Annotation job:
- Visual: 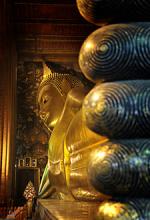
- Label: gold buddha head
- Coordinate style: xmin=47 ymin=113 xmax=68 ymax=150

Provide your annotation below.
xmin=37 ymin=62 xmax=83 ymax=132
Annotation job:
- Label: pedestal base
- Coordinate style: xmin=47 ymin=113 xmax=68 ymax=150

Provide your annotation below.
xmin=36 ymin=199 xmax=100 ymax=220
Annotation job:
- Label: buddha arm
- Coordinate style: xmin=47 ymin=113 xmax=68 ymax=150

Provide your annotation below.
xmin=65 ymin=110 xmax=109 ymax=201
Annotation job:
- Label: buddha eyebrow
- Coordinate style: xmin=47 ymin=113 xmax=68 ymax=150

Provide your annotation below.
xmin=38 ymin=95 xmax=42 ymax=104
xmin=38 ymin=91 xmax=46 ymax=103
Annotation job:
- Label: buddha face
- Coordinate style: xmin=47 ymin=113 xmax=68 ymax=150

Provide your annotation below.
xmin=38 ymin=83 xmax=65 ymax=132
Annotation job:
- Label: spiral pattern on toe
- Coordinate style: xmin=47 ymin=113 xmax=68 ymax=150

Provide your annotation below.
xmin=76 ymin=0 xmax=150 ymax=25
xmin=82 ymin=80 xmax=150 ymax=138
xmin=79 ymin=23 xmax=150 ymax=83
xmin=88 ymin=139 xmax=150 ymax=197
xmin=76 ymin=0 xmax=122 ymax=25
xmin=96 ymin=199 xmax=150 ymax=220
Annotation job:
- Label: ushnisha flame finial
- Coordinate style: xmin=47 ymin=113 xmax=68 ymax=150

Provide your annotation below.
xmin=42 ymin=62 xmax=53 ymax=80
xmin=41 ymin=62 xmax=62 ymax=83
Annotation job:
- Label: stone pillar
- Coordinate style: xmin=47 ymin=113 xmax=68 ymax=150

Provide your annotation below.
xmin=0 ymin=0 xmax=17 ymax=200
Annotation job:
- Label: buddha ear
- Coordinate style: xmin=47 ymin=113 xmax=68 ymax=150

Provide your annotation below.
xmin=61 ymin=78 xmax=71 ymax=95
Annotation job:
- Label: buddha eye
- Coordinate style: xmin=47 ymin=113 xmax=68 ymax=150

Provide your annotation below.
xmin=42 ymin=96 xmax=48 ymax=104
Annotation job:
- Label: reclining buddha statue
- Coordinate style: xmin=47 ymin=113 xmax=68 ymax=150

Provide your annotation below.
xmin=37 ymin=62 xmax=108 ymax=201
xmin=37 ymin=0 xmax=150 ymax=219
